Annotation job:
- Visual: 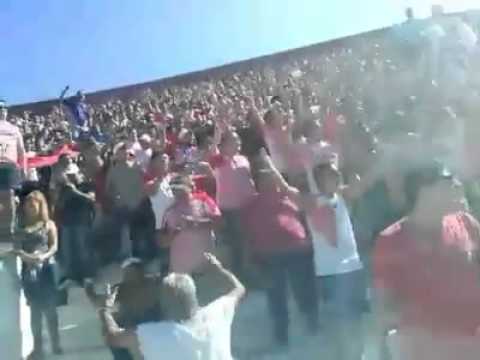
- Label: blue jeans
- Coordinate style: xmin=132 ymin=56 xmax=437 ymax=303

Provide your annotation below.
xmin=260 ymin=250 xmax=319 ymax=344
xmin=61 ymin=225 xmax=92 ymax=280
xmin=221 ymin=209 xmax=246 ymax=277
xmin=317 ymin=270 xmax=367 ymax=318
xmin=317 ymin=270 xmax=367 ymax=360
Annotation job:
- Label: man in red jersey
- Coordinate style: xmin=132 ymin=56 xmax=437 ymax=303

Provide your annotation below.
xmin=374 ymin=163 xmax=480 ymax=360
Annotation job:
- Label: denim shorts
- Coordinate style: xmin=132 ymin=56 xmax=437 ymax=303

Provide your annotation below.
xmin=317 ymin=269 xmax=367 ymax=319
xmin=0 ymin=163 xmax=19 ymax=191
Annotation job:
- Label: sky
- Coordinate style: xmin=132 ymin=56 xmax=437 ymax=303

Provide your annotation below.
xmin=1 ymin=0 xmax=479 ymax=105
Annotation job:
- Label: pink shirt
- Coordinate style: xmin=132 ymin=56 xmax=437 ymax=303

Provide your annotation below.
xmin=211 ymin=154 xmax=256 ymax=210
xmin=164 ymin=193 xmax=221 ymax=274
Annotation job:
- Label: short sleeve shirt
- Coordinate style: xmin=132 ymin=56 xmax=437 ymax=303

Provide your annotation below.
xmin=0 ymin=121 xmax=22 ymax=165
xmin=137 ymin=295 xmax=237 ymax=360
xmin=374 ymin=212 xmax=480 ymax=336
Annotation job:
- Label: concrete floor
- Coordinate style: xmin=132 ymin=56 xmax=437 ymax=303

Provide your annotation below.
xmin=2 ymin=262 xmax=380 ymax=360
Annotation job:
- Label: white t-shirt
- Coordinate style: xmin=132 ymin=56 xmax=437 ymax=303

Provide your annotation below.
xmin=305 ymin=171 xmax=363 ymax=276
xmin=0 ymin=121 xmax=22 ymax=165
xmin=135 ymin=148 xmax=152 ymax=171
xmin=137 ymin=296 xmax=236 ymax=360
xmin=149 ymin=177 xmax=174 ymax=230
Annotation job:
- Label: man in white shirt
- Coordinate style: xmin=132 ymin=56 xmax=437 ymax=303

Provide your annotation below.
xmin=99 ymin=253 xmax=245 ymax=360
xmin=304 ymin=162 xmax=369 ymax=360
xmin=145 ymin=153 xmax=174 ymax=273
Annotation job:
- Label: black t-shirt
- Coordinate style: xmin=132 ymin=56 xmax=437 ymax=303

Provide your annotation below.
xmin=58 ymin=182 xmax=95 ymax=226
xmin=237 ymin=125 xmax=266 ymax=160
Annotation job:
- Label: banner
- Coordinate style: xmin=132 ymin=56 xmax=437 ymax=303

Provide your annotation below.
xmin=27 ymin=144 xmax=79 ymax=169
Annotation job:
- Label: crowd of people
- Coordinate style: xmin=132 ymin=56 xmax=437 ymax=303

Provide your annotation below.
xmin=2 ymin=5 xmax=480 ymax=360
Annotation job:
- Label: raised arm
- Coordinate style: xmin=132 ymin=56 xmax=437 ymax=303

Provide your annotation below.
xmin=60 ymin=85 xmax=70 ymax=101
xmin=98 ymin=308 xmax=139 ymax=350
xmin=41 ymin=220 xmax=59 ymax=261
xmin=17 ymin=130 xmax=27 ymax=176
xmin=245 ymin=96 xmax=265 ymax=130
xmin=212 ymin=120 xmax=225 ymax=148
xmin=204 ymin=253 xmax=245 ymax=305
xmin=66 ymin=182 xmax=96 ymax=203
xmin=259 ymin=148 xmax=301 ymax=202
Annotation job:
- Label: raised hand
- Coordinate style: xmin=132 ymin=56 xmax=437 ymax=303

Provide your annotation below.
xmin=204 ymin=252 xmax=223 ymax=270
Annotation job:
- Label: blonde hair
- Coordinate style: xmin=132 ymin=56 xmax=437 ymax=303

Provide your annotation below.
xmin=24 ymin=190 xmax=50 ymax=224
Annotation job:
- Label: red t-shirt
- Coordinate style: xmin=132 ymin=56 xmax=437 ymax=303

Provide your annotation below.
xmin=143 ymin=170 xmax=155 ymax=184
xmin=243 ymin=191 xmax=310 ymax=257
xmin=192 ymin=174 xmax=216 ymax=199
xmin=374 ymin=212 xmax=480 ymax=336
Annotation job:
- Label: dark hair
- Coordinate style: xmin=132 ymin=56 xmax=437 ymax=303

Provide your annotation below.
xmin=313 ymin=162 xmax=340 ymax=180
xmin=218 ymin=130 xmax=237 ymax=148
xmin=270 ymin=95 xmax=282 ymax=105
xmin=311 ymin=162 xmax=341 ymax=192
xmin=151 ymin=151 xmax=167 ymax=161
xmin=263 ymin=109 xmax=276 ymax=126
xmin=403 ymin=162 xmax=452 ymax=212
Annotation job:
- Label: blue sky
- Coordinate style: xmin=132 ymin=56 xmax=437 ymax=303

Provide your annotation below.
xmin=1 ymin=0 xmax=478 ymax=105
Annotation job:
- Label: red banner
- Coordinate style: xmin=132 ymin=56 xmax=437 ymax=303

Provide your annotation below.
xmin=27 ymin=144 xmax=79 ymax=169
